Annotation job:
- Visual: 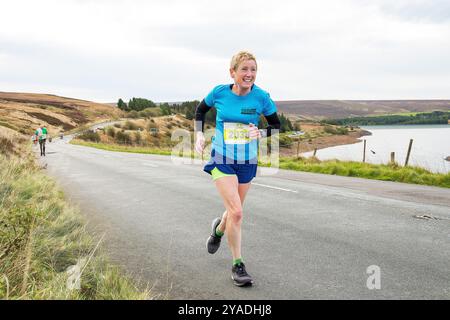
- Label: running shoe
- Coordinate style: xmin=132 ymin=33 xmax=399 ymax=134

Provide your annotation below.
xmin=231 ymin=263 xmax=253 ymax=287
xmin=206 ymin=217 xmax=222 ymax=254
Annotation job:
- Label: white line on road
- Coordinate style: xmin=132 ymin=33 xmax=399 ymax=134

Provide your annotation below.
xmin=141 ymin=163 xmax=159 ymax=168
xmin=251 ymin=182 xmax=298 ymax=193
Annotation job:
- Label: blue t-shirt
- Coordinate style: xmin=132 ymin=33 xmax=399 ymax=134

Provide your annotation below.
xmin=204 ymin=84 xmax=277 ymax=162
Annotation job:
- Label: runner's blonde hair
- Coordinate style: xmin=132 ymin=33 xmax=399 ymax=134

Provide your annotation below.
xmin=230 ymin=51 xmax=257 ymax=71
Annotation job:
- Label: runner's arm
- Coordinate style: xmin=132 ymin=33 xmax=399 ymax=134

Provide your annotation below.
xmin=262 ymin=112 xmax=281 ymax=137
xmin=195 ymin=99 xmax=212 ymax=132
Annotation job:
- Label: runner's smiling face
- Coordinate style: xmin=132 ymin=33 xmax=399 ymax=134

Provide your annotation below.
xmin=230 ymin=59 xmax=257 ymax=94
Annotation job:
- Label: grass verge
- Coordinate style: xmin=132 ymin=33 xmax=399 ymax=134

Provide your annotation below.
xmin=0 ymin=129 xmax=151 ymax=299
xmin=71 ymin=139 xmax=450 ymax=188
xmin=71 ymin=139 xmax=173 ymax=156
xmin=276 ymin=157 xmax=450 ymax=188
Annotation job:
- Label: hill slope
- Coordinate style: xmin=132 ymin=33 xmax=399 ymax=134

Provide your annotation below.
xmin=276 ymin=100 xmax=450 ymax=120
xmin=0 ymin=92 xmax=122 ymax=136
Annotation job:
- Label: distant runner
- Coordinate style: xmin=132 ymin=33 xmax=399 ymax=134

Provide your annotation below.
xmin=35 ymin=124 xmax=48 ymax=156
xmin=195 ymin=51 xmax=281 ymax=287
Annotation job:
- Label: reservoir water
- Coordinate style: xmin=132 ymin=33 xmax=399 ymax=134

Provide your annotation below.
xmin=302 ymin=124 xmax=450 ymax=174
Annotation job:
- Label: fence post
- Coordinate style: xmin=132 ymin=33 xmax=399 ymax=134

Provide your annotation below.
xmin=297 ymin=139 xmax=300 ymax=159
xmin=404 ymin=139 xmax=413 ymax=167
xmin=390 ymin=152 xmax=395 ymax=164
xmin=313 ymin=148 xmax=317 ymax=157
xmin=363 ymin=139 xmax=366 ymax=163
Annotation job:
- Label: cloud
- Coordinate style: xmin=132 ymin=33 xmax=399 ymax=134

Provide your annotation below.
xmin=376 ymin=0 xmax=450 ymax=23
xmin=0 ymin=0 xmax=449 ymax=101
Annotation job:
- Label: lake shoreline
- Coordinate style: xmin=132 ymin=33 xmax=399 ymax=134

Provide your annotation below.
xmin=280 ymin=129 xmax=372 ymax=157
xmin=295 ymin=124 xmax=450 ymax=174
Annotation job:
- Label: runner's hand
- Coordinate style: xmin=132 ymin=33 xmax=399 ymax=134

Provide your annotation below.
xmin=248 ymin=123 xmax=261 ymax=140
xmin=195 ymin=131 xmax=206 ymax=154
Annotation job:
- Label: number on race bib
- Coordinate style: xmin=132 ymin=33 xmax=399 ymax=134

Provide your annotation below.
xmin=224 ymin=123 xmax=250 ymax=145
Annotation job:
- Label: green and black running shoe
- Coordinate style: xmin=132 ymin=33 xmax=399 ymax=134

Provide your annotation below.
xmin=206 ymin=218 xmax=222 ymax=254
xmin=231 ymin=263 xmax=253 ymax=287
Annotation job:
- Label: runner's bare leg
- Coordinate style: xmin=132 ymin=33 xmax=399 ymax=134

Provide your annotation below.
xmin=214 ymin=177 xmax=251 ymax=260
xmin=217 ymin=182 xmax=251 ymax=234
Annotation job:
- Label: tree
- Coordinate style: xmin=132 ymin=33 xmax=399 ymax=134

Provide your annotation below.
xmin=185 ymin=107 xmax=195 ymax=120
xmin=117 ymin=98 xmax=127 ymax=111
xmin=159 ymin=103 xmax=171 ymax=116
xmin=279 ymin=113 xmax=293 ymax=132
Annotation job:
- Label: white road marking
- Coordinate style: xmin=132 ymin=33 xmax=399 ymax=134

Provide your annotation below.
xmin=141 ymin=163 xmax=159 ymax=168
xmin=251 ymin=182 xmax=298 ymax=193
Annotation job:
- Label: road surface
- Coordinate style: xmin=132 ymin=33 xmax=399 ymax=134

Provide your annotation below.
xmin=37 ymin=137 xmax=450 ymax=299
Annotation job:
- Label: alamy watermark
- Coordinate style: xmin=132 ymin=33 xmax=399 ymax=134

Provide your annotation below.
xmin=170 ymin=125 xmax=280 ymax=176
xmin=366 ymin=265 xmax=381 ymax=290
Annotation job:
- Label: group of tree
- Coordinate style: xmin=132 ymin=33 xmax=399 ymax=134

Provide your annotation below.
xmin=279 ymin=113 xmax=295 ymax=132
xmin=117 ymin=97 xmax=173 ymax=116
xmin=170 ymin=101 xmax=199 ymax=120
xmin=322 ymin=111 xmax=450 ymax=126
xmin=170 ymin=100 xmax=217 ymax=125
xmin=118 ymin=98 xmax=157 ymax=111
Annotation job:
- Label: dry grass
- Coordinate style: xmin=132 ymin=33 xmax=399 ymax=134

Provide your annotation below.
xmin=0 ymin=126 xmax=28 ymax=157
xmin=0 ymin=121 xmax=151 ymax=300
xmin=0 ymin=92 xmax=123 ymax=137
xmin=77 ymin=115 xmax=194 ymax=148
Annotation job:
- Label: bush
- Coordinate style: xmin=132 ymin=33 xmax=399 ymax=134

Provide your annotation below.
xmin=128 ymin=111 xmax=139 ymax=119
xmin=323 ymin=126 xmax=337 ymax=135
xmin=134 ymin=131 xmax=142 ymax=145
xmin=150 ymin=137 xmax=160 ymax=147
xmin=279 ymin=135 xmax=293 ymax=148
xmin=323 ymin=125 xmax=348 ymax=135
xmin=77 ymin=130 xmax=100 ymax=143
xmin=336 ymin=127 xmax=348 ymax=135
xmin=0 ymin=136 xmax=15 ymax=156
xmin=122 ymin=121 xmax=137 ymax=131
xmin=138 ymin=108 xmax=161 ymax=118
xmin=106 ymin=127 xmax=115 ymax=138
xmin=115 ymin=131 xmax=132 ymax=145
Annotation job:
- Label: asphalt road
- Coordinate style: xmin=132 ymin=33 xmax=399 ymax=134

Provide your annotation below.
xmin=37 ymin=137 xmax=450 ymax=299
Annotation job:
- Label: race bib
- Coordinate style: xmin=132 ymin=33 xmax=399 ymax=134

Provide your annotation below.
xmin=224 ymin=122 xmax=250 ymax=145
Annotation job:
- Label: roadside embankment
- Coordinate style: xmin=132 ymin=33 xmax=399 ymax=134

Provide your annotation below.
xmin=0 ymin=126 xmax=150 ymax=299
xmin=275 ymin=157 xmax=450 ymax=188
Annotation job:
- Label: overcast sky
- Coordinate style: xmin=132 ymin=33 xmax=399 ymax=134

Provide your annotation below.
xmin=1 ymin=0 xmax=449 ymax=102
